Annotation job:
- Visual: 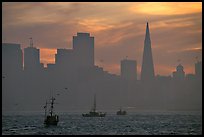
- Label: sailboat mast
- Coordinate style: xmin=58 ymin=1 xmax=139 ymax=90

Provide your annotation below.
xmin=50 ymin=97 xmax=55 ymax=116
xmin=93 ymin=94 xmax=96 ymax=112
xmin=44 ymin=100 xmax=47 ymax=119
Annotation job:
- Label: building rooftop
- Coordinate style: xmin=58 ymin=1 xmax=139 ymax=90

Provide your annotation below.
xmin=76 ymin=32 xmax=90 ymax=37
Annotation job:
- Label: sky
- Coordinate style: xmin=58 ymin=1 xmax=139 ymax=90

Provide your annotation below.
xmin=2 ymin=2 xmax=202 ymax=77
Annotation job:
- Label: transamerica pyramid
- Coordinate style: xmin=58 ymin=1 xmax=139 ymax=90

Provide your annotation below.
xmin=141 ymin=22 xmax=155 ymax=81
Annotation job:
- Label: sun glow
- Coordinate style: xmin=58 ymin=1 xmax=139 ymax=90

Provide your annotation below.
xmin=40 ymin=48 xmax=57 ymax=67
xmin=129 ymin=2 xmax=202 ymax=15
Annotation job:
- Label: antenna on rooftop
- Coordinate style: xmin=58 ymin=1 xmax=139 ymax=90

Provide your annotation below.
xmin=29 ymin=37 xmax=33 ymax=47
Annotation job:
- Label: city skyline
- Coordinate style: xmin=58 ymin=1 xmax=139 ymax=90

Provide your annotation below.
xmin=2 ymin=27 xmax=201 ymax=80
xmin=2 ymin=2 xmax=202 ymax=135
xmin=2 ymin=2 xmax=202 ymax=76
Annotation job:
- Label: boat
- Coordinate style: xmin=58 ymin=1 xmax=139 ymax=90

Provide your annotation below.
xmin=44 ymin=96 xmax=59 ymax=126
xmin=82 ymin=94 xmax=106 ymax=117
xmin=116 ymin=107 xmax=127 ymax=115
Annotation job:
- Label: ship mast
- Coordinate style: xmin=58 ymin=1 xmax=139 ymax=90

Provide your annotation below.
xmin=93 ymin=94 xmax=96 ymax=112
xmin=50 ymin=97 xmax=55 ymax=117
xmin=44 ymin=100 xmax=47 ymax=119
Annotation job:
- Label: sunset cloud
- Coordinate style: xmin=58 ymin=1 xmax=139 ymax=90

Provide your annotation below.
xmin=78 ymin=18 xmax=114 ymax=32
xmin=129 ymin=2 xmax=201 ymax=15
xmin=2 ymin=2 xmax=202 ymax=76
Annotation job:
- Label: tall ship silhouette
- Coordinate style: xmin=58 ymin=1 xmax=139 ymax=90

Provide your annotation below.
xmin=44 ymin=96 xmax=59 ymax=126
xmin=82 ymin=94 xmax=106 ymax=117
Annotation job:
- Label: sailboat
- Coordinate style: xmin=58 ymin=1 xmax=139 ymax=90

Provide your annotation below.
xmin=44 ymin=96 xmax=59 ymax=126
xmin=116 ymin=107 xmax=127 ymax=115
xmin=82 ymin=94 xmax=106 ymax=117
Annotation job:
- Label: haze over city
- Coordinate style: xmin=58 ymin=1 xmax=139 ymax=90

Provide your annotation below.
xmin=2 ymin=2 xmax=202 ymax=135
xmin=2 ymin=2 xmax=202 ymax=77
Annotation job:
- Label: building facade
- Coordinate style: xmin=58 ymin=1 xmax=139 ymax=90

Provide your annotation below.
xmin=24 ymin=47 xmax=41 ymax=71
xmin=121 ymin=59 xmax=137 ymax=80
xmin=2 ymin=43 xmax=23 ymax=76
xmin=73 ymin=32 xmax=94 ymax=69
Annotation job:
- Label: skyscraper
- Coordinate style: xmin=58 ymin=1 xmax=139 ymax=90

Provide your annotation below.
xmin=55 ymin=48 xmax=74 ymax=66
xmin=141 ymin=22 xmax=155 ymax=81
xmin=73 ymin=32 xmax=94 ymax=68
xmin=2 ymin=43 xmax=23 ymax=75
xmin=24 ymin=39 xmax=41 ymax=71
xmin=195 ymin=61 xmax=202 ymax=80
xmin=55 ymin=48 xmax=75 ymax=72
xmin=121 ymin=59 xmax=137 ymax=80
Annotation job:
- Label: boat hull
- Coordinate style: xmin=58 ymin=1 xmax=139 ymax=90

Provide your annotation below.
xmin=117 ymin=111 xmax=127 ymax=115
xmin=44 ymin=115 xmax=59 ymax=126
xmin=82 ymin=112 xmax=106 ymax=117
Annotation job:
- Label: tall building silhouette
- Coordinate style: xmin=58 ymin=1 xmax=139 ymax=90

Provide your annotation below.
xmin=55 ymin=49 xmax=74 ymax=67
xmin=195 ymin=61 xmax=202 ymax=80
xmin=24 ymin=39 xmax=41 ymax=71
xmin=121 ymin=59 xmax=137 ymax=80
xmin=73 ymin=32 xmax=94 ymax=68
xmin=141 ymin=22 xmax=155 ymax=81
xmin=2 ymin=43 xmax=23 ymax=75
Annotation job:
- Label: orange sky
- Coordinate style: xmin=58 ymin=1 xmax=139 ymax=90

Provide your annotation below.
xmin=2 ymin=2 xmax=202 ymax=77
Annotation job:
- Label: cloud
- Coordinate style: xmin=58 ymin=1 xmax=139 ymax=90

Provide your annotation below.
xmin=78 ymin=18 xmax=114 ymax=32
xmin=129 ymin=2 xmax=201 ymax=15
xmin=2 ymin=2 xmax=202 ymax=76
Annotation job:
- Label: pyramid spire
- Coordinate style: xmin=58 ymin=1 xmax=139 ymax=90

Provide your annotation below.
xmin=141 ymin=22 xmax=155 ymax=81
xmin=145 ymin=22 xmax=150 ymax=42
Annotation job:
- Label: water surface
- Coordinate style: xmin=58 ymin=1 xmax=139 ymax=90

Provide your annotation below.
xmin=2 ymin=112 xmax=202 ymax=135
